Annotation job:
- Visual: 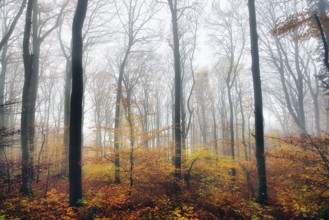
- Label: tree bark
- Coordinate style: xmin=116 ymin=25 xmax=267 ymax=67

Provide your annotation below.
xmin=227 ymin=80 xmax=235 ymax=176
xmin=248 ymin=0 xmax=267 ymax=204
xmin=58 ymin=12 xmax=72 ymax=176
xmin=238 ymin=86 xmax=248 ymax=161
xmin=63 ymin=58 xmax=71 ymax=175
xmin=0 ymin=43 xmax=8 ymax=175
xmin=113 ymin=41 xmax=131 ymax=184
xmin=168 ymin=0 xmax=182 ymax=192
xmin=0 ymin=43 xmax=8 ymax=129
xmin=20 ymin=0 xmax=34 ymax=195
xmin=69 ymin=0 xmax=88 ymax=207
xmin=27 ymin=0 xmax=40 ymax=172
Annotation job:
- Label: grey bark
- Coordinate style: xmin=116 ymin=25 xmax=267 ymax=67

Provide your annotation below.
xmin=69 ymin=0 xmax=88 ymax=207
xmin=113 ymin=41 xmax=131 ymax=184
xmin=168 ymin=0 xmax=182 ymax=192
xmin=20 ymin=0 xmax=33 ymax=195
xmin=248 ymin=0 xmax=267 ymax=204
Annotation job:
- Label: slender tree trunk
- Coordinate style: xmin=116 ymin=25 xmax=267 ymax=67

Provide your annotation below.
xmin=227 ymin=84 xmax=235 ymax=176
xmin=212 ymin=110 xmax=218 ymax=157
xmin=181 ymin=98 xmax=187 ymax=154
xmin=142 ymin=86 xmax=149 ymax=148
xmin=168 ymin=0 xmax=182 ymax=192
xmin=20 ymin=0 xmax=34 ymax=195
xmin=294 ymin=42 xmax=307 ymax=136
xmin=248 ymin=115 xmax=252 ymax=161
xmin=235 ymin=103 xmax=240 ymax=158
xmin=248 ymin=0 xmax=267 ymax=204
xmin=314 ymin=99 xmax=321 ymax=135
xmin=0 ymin=44 xmax=8 ymax=128
xmin=220 ymin=107 xmax=227 ymax=155
xmin=62 ymin=58 xmax=71 ymax=176
xmin=238 ymin=89 xmax=248 ymax=161
xmin=58 ymin=14 xmax=72 ymax=175
xmin=113 ymin=42 xmax=131 ymax=184
xmin=69 ymin=0 xmax=88 ymax=207
xmin=123 ymin=90 xmax=135 ymax=197
xmin=0 ymin=45 xmax=7 ymax=176
xmin=28 ymin=0 xmax=40 ymax=173
xmin=156 ymin=90 xmax=161 ymax=147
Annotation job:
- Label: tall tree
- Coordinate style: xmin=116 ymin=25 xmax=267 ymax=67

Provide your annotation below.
xmin=0 ymin=0 xmax=26 ymax=172
xmin=168 ymin=0 xmax=182 ymax=192
xmin=60 ymin=0 xmax=112 ymax=175
xmin=27 ymin=0 xmax=65 ymax=173
xmin=210 ymin=0 xmax=247 ymax=173
xmin=69 ymin=0 xmax=88 ymax=207
xmin=20 ymin=0 xmax=34 ymax=195
xmin=112 ymin=0 xmax=159 ymax=184
xmin=267 ymin=0 xmax=327 ymax=134
xmin=248 ymin=0 xmax=267 ymax=204
xmin=58 ymin=10 xmax=72 ymax=175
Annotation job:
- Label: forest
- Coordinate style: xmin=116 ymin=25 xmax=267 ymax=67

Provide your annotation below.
xmin=1 ymin=0 xmax=329 ymax=219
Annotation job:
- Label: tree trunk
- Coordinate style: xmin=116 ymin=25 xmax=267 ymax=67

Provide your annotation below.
xmin=20 ymin=0 xmax=34 ymax=195
xmin=238 ymin=88 xmax=248 ymax=161
xmin=0 ymin=43 xmax=8 ymax=128
xmin=248 ymin=0 xmax=267 ymax=204
xmin=113 ymin=41 xmax=132 ymax=184
xmin=63 ymin=58 xmax=71 ymax=176
xmin=0 ymin=44 xmax=8 ymax=176
xmin=294 ymin=41 xmax=307 ymax=136
xmin=69 ymin=0 xmax=88 ymax=207
xmin=227 ymin=82 xmax=235 ymax=176
xmin=123 ymin=90 xmax=135 ymax=197
xmin=58 ymin=14 xmax=72 ymax=175
xmin=168 ymin=0 xmax=182 ymax=192
xmin=212 ymin=109 xmax=218 ymax=157
xmin=28 ymin=0 xmax=40 ymax=173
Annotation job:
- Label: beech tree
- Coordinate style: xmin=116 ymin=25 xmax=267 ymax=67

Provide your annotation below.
xmin=27 ymin=0 xmax=66 ymax=173
xmin=209 ymin=0 xmax=247 ymax=174
xmin=112 ymin=0 xmax=159 ymax=184
xmin=259 ymin=0 xmax=322 ymax=135
xmin=179 ymin=10 xmax=199 ymax=155
xmin=60 ymin=0 xmax=112 ymax=175
xmin=20 ymin=0 xmax=34 ymax=195
xmin=248 ymin=0 xmax=267 ymax=204
xmin=167 ymin=0 xmax=182 ymax=192
xmin=0 ymin=0 xmax=26 ymax=172
xmin=69 ymin=0 xmax=88 ymax=207
xmin=58 ymin=5 xmax=72 ymax=176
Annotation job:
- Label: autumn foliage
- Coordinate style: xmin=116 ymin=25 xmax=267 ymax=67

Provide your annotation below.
xmin=1 ymin=133 xmax=329 ymax=219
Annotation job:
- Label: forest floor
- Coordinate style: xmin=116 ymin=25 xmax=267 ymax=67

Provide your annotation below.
xmin=1 ymin=136 xmax=329 ymax=219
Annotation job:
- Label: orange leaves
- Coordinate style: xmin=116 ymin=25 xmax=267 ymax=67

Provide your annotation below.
xmin=3 ymin=134 xmax=329 ymax=219
xmin=265 ymin=134 xmax=329 ymax=218
xmin=272 ymin=9 xmax=312 ymax=37
xmin=271 ymin=8 xmax=329 ymax=41
xmin=0 ymin=189 xmax=79 ymax=219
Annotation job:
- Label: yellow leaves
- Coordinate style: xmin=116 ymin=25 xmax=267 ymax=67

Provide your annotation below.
xmin=166 ymin=205 xmax=198 ymax=220
xmin=0 ymin=188 xmax=81 ymax=219
xmin=265 ymin=135 xmax=329 ymax=219
xmin=3 ymin=133 xmax=329 ymax=219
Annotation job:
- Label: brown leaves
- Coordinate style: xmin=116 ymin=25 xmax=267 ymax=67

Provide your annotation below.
xmin=271 ymin=8 xmax=329 ymax=41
